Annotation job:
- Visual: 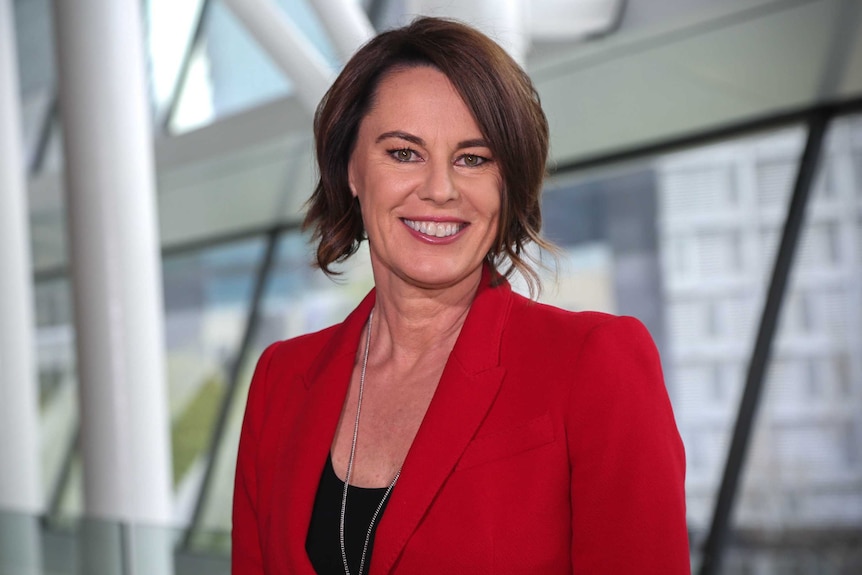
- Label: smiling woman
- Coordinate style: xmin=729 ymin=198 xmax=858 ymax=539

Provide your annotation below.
xmin=232 ymin=16 xmax=690 ymax=575
xmin=305 ymin=17 xmax=551 ymax=296
xmin=347 ymin=66 xmax=502 ymax=292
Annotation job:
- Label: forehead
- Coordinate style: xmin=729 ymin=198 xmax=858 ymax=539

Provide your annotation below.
xmin=359 ymin=66 xmax=483 ymax=137
xmin=374 ymin=65 xmax=455 ymax=98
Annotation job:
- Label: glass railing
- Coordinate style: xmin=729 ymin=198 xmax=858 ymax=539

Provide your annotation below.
xmin=0 ymin=510 xmax=229 ymax=575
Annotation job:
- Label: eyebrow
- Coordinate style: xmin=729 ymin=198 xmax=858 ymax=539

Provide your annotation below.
xmin=375 ymin=131 xmax=490 ymax=150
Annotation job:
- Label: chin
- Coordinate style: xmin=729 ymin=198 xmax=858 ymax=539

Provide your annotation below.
xmin=398 ymin=261 xmax=482 ymax=290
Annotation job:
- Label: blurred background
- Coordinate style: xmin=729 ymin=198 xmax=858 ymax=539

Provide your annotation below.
xmin=1 ymin=0 xmax=861 ymax=573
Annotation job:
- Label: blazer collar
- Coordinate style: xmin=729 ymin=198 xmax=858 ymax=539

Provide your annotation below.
xmin=305 ymin=265 xmax=512 ymax=390
xmin=450 ymin=265 xmax=512 ymax=374
xmin=302 ymin=265 xmax=511 ymax=386
xmin=274 ymin=291 xmax=377 ymax=573
xmin=304 ymin=289 xmax=377 ymax=390
xmin=372 ymin=266 xmax=514 ymax=573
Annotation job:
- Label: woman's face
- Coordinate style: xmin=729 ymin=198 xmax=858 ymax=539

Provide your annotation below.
xmin=348 ymin=65 xmax=501 ymax=292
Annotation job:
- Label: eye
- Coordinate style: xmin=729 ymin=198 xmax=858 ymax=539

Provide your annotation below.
xmin=388 ymin=148 xmax=419 ymax=162
xmin=457 ymin=153 xmax=490 ymax=167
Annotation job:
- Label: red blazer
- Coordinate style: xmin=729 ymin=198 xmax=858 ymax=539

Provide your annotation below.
xmin=233 ymin=272 xmax=690 ymax=574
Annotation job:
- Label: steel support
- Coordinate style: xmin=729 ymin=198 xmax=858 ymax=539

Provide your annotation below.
xmin=28 ymin=92 xmax=57 ymax=175
xmin=309 ymin=0 xmax=375 ymax=61
xmin=222 ymin=0 xmax=335 ymax=114
xmin=181 ymin=229 xmax=281 ymax=549
xmin=698 ymin=111 xmax=831 ymax=575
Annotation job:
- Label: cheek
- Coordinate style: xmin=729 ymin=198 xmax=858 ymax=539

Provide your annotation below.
xmin=486 ymin=186 xmax=503 ymax=244
xmin=483 ymin=183 xmax=503 ymax=227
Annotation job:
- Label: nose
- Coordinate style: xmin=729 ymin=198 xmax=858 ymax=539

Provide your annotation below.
xmin=417 ymin=159 xmax=459 ymax=204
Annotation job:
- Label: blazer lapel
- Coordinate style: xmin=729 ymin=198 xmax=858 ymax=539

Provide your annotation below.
xmin=371 ymin=270 xmax=513 ymax=574
xmin=270 ymin=291 xmax=376 ymax=573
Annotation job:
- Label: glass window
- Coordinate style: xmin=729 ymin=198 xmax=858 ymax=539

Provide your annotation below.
xmin=34 ymin=276 xmax=79 ymax=524
xmin=165 ymin=0 xmax=339 ymax=134
xmin=162 ymin=237 xmax=267 ymax=550
xmin=730 ymin=114 xmax=862 ymax=572
xmin=185 ymin=231 xmax=375 ymax=551
xmin=146 ymin=0 xmax=206 ymax=118
xmin=544 ymin=118 xmax=862 ymax=571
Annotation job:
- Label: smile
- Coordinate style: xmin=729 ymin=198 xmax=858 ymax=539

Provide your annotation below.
xmin=402 ymin=219 xmax=466 ymax=238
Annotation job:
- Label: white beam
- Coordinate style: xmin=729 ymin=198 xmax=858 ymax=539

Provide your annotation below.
xmin=222 ymin=0 xmax=336 ymax=114
xmin=52 ymin=0 xmax=174 ymax=548
xmin=310 ymin=0 xmax=375 ymax=62
xmin=0 ymin=0 xmax=42 ymax=516
xmin=0 ymin=3 xmax=43 ymax=572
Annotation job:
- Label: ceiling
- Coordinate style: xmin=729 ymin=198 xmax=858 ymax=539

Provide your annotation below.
xmin=23 ymin=0 xmax=862 ymax=274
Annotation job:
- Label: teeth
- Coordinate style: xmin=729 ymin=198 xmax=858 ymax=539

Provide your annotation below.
xmin=404 ymin=219 xmax=463 ymax=238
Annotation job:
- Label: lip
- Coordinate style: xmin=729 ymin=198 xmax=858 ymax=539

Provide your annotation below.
xmin=400 ymin=217 xmax=469 ymax=244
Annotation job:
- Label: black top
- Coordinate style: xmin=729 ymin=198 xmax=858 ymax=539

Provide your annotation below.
xmin=306 ymin=454 xmax=393 ymax=575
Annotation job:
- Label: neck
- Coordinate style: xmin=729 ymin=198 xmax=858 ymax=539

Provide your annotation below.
xmin=367 ymin=266 xmax=483 ymax=366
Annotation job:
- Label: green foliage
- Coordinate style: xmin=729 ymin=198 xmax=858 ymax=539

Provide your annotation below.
xmin=171 ymin=375 xmax=225 ymax=486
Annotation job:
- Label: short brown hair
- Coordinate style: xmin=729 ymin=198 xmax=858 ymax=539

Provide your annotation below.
xmin=303 ymin=16 xmax=553 ymax=294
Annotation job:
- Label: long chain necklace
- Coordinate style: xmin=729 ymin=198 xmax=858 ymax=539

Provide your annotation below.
xmin=339 ymin=309 xmax=401 ymax=575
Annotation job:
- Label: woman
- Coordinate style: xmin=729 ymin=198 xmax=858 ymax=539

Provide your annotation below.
xmin=233 ymin=17 xmax=690 ymax=575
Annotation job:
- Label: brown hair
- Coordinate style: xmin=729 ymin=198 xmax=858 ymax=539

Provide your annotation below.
xmin=303 ymin=16 xmax=554 ymax=295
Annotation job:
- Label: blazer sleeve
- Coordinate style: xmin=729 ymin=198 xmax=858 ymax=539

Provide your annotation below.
xmin=232 ymin=343 xmax=278 ymax=575
xmin=567 ymin=316 xmax=690 ymax=574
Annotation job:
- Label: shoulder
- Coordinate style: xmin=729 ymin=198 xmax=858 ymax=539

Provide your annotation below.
xmin=268 ymin=323 xmax=342 ymax=363
xmin=241 ymin=322 xmax=344 ymax=434
xmin=246 ymin=322 xmax=342 ymax=401
xmin=505 ymin=290 xmax=650 ymax=347
xmin=257 ymin=322 xmax=342 ymax=381
xmin=500 ymin=291 xmax=662 ymax=389
xmin=504 ymin=297 xmax=676 ymax=438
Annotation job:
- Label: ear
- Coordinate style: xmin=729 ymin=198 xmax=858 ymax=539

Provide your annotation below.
xmin=347 ymin=157 xmax=359 ymax=198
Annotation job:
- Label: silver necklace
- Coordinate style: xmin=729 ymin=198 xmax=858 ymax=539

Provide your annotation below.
xmin=339 ymin=309 xmax=401 ymax=575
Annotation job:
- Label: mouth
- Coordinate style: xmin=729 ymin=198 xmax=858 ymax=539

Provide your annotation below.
xmin=402 ymin=218 xmax=467 ymax=238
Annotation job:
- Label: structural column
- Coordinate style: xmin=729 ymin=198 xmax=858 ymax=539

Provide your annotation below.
xmin=0 ymin=0 xmax=44 ymax=573
xmin=52 ymin=0 xmax=174 ymax=572
xmin=308 ymin=0 xmax=374 ymax=62
xmin=222 ymin=0 xmax=334 ymax=113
